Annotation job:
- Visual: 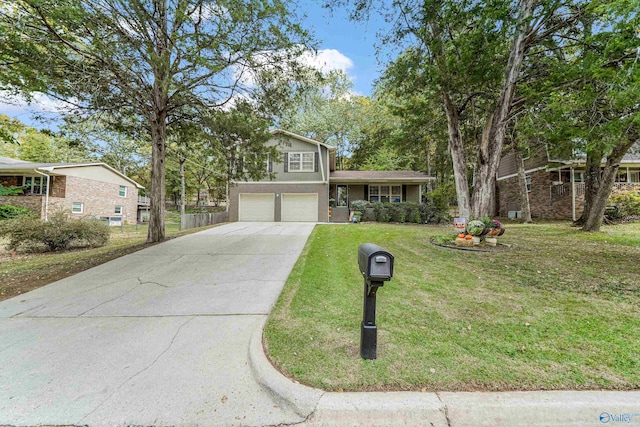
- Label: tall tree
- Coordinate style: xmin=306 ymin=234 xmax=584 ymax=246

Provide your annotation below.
xmin=1 ymin=0 xmax=310 ymax=242
xmin=334 ymin=0 xmax=585 ymax=218
xmin=520 ymin=0 xmax=639 ymax=231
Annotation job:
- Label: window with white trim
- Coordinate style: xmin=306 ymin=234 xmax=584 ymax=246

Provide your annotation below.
xmin=119 ymin=185 xmax=127 ymax=197
xmin=23 ymin=176 xmax=48 ymax=195
xmin=369 ymin=185 xmax=402 ymax=203
xmin=288 ymin=152 xmax=315 ymax=172
xmin=72 ymin=202 xmax=83 ymax=214
xmin=525 ymin=176 xmax=532 ymax=193
xmin=114 ymin=206 xmax=122 ymax=214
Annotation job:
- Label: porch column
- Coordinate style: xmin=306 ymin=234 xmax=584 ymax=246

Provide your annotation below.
xmin=571 ymin=167 xmax=576 ymax=222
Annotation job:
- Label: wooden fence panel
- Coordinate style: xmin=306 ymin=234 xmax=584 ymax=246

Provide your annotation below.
xmin=180 ymin=211 xmax=228 ymax=230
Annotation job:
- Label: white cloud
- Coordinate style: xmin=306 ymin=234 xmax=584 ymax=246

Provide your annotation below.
xmin=299 ymin=49 xmax=354 ymax=74
xmin=234 ymin=47 xmax=356 ymax=89
xmin=0 ymin=91 xmax=73 ymax=128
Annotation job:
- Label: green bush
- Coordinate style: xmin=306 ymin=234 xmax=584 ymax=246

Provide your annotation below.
xmin=0 ymin=211 xmax=111 ymax=252
xmin=350 ymin=200 xmax=448 ymax=224
xmin=350 ymin=199 xmax=369 ymax=216
xmin=0 ymin=205 xmax=36 ymax=221
xmin=609 ymin=191 xmax=640 ymax=217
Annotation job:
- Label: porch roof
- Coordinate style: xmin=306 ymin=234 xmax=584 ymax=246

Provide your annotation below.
xmin=329 ymin=170 xmax=433 ymax=183
xmin=0 ymin=160 xmax=144 ymax=188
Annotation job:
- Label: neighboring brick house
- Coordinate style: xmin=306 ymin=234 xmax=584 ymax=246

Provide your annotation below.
xmin=0 ymin=156 xmax=145 ymax=224
xmin=497 ymin=147 xmax=640 ymax=220
xmin=229 ymin=129 xmax=433 ymax=222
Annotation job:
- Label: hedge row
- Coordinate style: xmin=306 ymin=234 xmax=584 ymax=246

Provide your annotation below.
xmin=349 ymin=200 xmax=449 ymax=224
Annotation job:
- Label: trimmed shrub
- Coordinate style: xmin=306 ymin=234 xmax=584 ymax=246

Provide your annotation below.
xmin=609 ymin=191 xmax=640 ymax=218
xmin=350 ymin=199 xmax=369 ymax=216
xmin=0 ymin=211 xmax=110 ymax=252
xmin=0 ymin=205 xmax=36 ymax=221
xmin=349 ymin=200 xmax=449 ymax=224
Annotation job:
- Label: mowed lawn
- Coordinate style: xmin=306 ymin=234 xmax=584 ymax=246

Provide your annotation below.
xmin=264 ymin=222 xmax=640 ymax=392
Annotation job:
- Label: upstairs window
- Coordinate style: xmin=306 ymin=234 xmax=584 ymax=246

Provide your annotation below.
xmin=525 ymin=176 xmax=532 ymax=192
xmin=288 ymin=152 xmax=315 ymax=172
xmin=114 ymin=206 xmax=122 ymax=214
xmin=119 ymin=185 xmax=127 ymax=197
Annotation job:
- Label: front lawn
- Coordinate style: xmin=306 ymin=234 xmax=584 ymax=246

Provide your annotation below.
xmin=264 ymin=222 xmax=640 ymax=392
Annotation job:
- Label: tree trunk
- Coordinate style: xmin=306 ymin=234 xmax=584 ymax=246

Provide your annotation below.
xmin=582 ymin=138 xmax=636 ymax=231
xmin=146 ymin=0 xmax=169 ymax=243
xmin=443 ymin=91 xmax=471 ymax=218
xmin=470 ymin=0 xmax=537 ymax=218
xmin=147 ymin=115 xmax=166 ymax=243
xmin=514 ymin=147 xmax=532 ymax=222
xmin=180 ymin=158 xmax=186 ymax=217
xmin=576 ymin=148 xmax=604 ymax=226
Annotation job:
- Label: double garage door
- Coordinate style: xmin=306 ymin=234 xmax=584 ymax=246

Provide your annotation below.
xmin=239 ymin=193 xmax=318 ymax=222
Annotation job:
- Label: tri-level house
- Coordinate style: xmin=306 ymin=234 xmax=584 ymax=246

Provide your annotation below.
xmin=229 ymin=130 xmax=433 ymax=222
xmin=497 ymin=146 xmax=640 ymax=220
xmin=0 ymin=156 xmax=147 ymax=224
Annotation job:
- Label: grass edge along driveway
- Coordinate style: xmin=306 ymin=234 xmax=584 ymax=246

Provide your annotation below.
xmin=264 ymin=222 xmax=640 ymax=392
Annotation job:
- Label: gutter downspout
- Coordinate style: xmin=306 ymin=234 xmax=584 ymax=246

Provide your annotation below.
xmin=34 ymin=170 xmax=50 ymax=221
xmin=317 ymin=143 xmax=326 ymax=182
xmin=317 ymin=144 xmax=327 ymax=221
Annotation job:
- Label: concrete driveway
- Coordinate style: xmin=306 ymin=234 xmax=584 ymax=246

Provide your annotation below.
xmin=0 ymin=222 xmax=315 ymax=427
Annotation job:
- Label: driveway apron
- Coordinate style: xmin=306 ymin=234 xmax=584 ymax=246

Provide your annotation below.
xmin=0 ymin=222 xmax=315 ymax=426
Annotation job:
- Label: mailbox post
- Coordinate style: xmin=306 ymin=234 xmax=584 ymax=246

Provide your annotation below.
xmin=358 ymin=243 xmax=394 ymax=360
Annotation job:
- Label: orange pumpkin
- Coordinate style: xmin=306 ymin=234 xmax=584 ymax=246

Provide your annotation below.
xmin=465 ymin=235 xmax=473 ymax=240
xmin=458 ymin=233 xmax=465 ymax=238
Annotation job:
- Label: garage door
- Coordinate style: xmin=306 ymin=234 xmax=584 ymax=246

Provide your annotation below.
xmin=281 ymin=193 xmax=318 ymax=222
xmin=239 ymin=194 xmax=275 ymax=221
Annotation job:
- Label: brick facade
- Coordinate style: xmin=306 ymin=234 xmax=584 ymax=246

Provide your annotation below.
xmin=1 ymin=175 xmax=138 ymax=223
xmin=497 ymin=170 xmax=584 ymax=220
xmin=48 ymin=175 xmax=138 ymax=223
xmin=0 ymin=195 xmax=44 ymax=217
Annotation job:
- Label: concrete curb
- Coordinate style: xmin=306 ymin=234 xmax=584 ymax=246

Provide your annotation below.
xmin=249 ymin=320 xmax=640 ymax=426
xmin=440 ymin=390 xmax=640 ymax=427
xmin=305 ymin=392 xmax=449 ymax=426
xmin=248 ymin=319 xmax=324 ymax=419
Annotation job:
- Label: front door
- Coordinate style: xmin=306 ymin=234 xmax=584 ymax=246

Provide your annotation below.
xmin=337 ymin=185 xmax=348 ymax=207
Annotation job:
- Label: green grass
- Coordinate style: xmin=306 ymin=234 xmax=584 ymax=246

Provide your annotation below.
xmin=264 ymin=221 xmax=640 ymax=392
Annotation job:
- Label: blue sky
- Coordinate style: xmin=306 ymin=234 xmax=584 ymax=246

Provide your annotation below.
xmin=0 ymin=2 xmax=388 ymax=129
xmin=302 ymin=3 xmax=387 ymax=96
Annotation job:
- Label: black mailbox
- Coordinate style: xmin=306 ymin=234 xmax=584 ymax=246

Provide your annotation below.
xmin=358 ymin=243 xmax=394 ymax=360
xmin=358 ymin=243 xmax=394 ymax=282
